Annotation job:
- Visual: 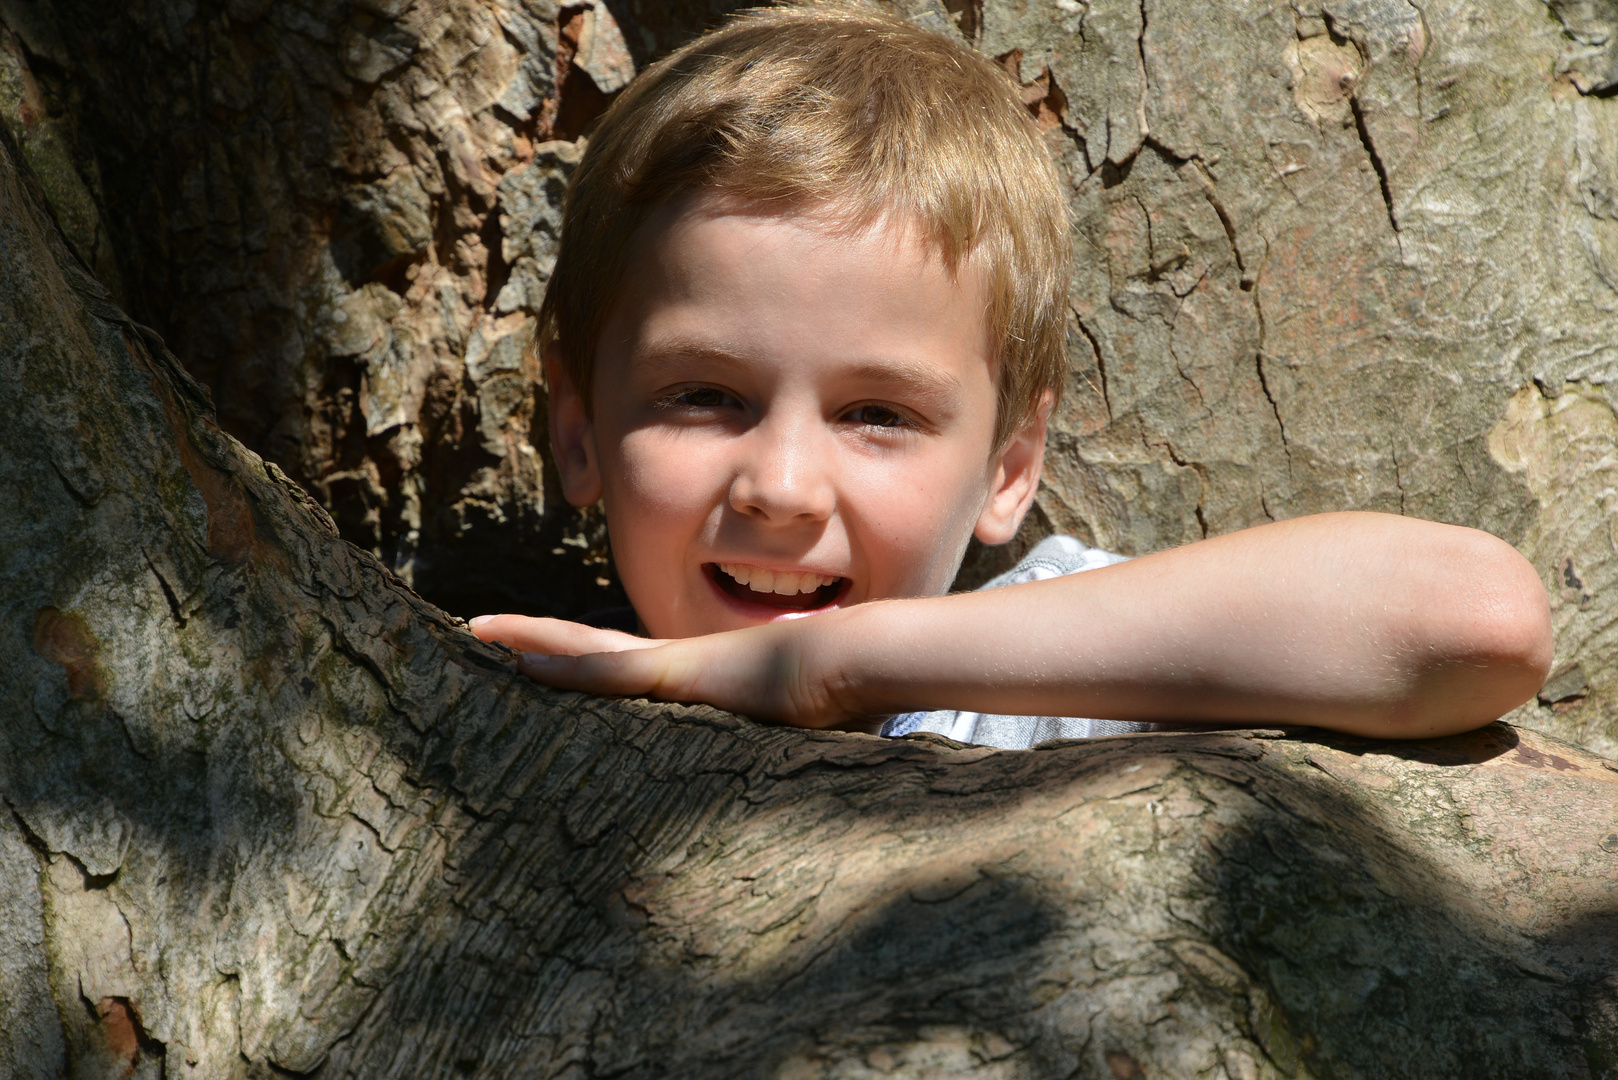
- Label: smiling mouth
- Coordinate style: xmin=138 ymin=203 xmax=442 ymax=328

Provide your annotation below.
xmin=706 ymin=563 xmax=847 ymax=611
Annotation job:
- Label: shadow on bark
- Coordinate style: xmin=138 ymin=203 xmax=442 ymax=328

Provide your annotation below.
xmin=1197 ymin=728 xmax=1618 ymax=1078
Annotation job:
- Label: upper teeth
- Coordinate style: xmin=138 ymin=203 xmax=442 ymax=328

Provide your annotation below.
xmin=718 ymin=563 xmax=839 ymax=596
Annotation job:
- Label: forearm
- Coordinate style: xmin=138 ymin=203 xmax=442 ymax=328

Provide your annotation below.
xmin=826 ymin=513 xmax=1553 ymax=737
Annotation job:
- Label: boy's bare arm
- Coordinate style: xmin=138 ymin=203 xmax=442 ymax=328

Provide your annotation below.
xmin=472 ymin=513 xmax=1553 ymax=739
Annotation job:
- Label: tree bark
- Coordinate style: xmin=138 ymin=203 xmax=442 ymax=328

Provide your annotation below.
xmin=8 ymin=0 xmax=1618 ymax=1075
xmin=0 ymin=0 xmax=748 ymax=624
xmin=6 ymin=100 xmax=1618 ymax=1080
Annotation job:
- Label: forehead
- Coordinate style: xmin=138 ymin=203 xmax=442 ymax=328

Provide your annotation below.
xmin=596 ymin=194 xmax=997 ymax=392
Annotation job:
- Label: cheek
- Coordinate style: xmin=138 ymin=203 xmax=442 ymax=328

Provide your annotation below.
xmin=602 ymin=430 xmax=725 ymax=528
xmin=845 ymin=449 xmax=993 ymax=593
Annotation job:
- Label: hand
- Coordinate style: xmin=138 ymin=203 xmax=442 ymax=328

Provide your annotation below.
xmin=466 ymin=613 xmax=872 ymax=730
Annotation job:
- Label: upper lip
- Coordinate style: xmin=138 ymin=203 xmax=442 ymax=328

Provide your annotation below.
xmin=709 ymin=560 xmax=846 ymax=579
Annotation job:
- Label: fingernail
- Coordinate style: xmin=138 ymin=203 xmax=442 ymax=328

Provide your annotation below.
xmin=468 ymin=615 xmax=494 ymax=628
xmin=519 ymin=652 xmax=557 ymax=666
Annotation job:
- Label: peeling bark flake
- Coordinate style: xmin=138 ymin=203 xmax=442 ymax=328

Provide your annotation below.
xmin=32 ymin=607 xmax=104 ymax=701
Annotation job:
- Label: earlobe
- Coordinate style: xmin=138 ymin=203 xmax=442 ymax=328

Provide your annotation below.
xmin=974 ymin=390 xmax=1053 ymax=545
xmin=542 ymin=343 xmax=603 ymax=506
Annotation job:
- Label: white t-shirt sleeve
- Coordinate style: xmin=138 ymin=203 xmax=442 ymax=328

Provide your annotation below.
xmin=880 ymin=535 xmax=1156 ymax=749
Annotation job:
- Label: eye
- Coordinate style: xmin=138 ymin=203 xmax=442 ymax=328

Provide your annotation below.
xmin=845 ymin=404 xmax=913 ymax=429
xmin=657 ymin=386 xmax=736 ymax=409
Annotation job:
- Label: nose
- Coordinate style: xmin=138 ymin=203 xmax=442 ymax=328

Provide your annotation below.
xmin=728 ymin=412 xmax=836 ymax=524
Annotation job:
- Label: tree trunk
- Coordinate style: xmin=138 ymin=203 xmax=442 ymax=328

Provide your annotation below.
xmin=6 ymin=95 xmax=1618 ymax=1080
xmin=7 ymin=0 xmax=1618 ymax=1076
xmin=0 ymin=0 xmax=748 ymax=624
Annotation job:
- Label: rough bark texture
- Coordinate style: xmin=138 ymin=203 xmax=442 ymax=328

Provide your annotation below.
xmin=0 ymin=0 xmax=743 ymax=623
xmin=8 ymin=90 xmax=1618 ymax=1079
xmin=1004 ymin=0 xmax=1618 ymax=763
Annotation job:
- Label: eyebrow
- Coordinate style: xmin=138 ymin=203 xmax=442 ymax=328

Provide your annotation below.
xmin=631 ymin=340 xmax=757 ymax=376
xmin=632 ymin=340 xmax=967 ymax=406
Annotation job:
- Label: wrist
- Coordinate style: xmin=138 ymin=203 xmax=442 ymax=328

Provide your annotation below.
xmin=810 ymin=597 xmax=930 ymax=722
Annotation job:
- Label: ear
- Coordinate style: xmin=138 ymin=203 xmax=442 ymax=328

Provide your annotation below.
xmin=542 ymin=343 xmax=603 ymax=506
xmin=973 ymin=389 xmax=1053 ymax=546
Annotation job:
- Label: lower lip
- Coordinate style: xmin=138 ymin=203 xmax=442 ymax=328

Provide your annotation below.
xmin=703 ymin=564 xmax=849 ymax=622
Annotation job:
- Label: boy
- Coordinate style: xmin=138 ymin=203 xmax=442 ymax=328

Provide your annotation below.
xmin=470 ymin=4 xmax=1552 ymax=748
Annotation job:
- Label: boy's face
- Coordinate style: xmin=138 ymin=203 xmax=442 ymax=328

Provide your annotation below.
xmin=547 ymin=196 xmax=1048 ymax=639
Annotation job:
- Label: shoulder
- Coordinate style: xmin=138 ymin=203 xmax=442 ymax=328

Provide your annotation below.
xmin=877 ymin=535 xmax=1135 ymax=746
xmin=981 ymin=534 xmax=1129 ymax=590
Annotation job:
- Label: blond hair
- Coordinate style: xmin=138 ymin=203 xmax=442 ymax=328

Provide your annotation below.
xmin=537 ymin=2 xmax=1071 ymax=447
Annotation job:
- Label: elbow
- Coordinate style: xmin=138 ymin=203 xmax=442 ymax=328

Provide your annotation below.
xmin=1494 ymin=596 xmax=1554 ymax=697
xmin=1419 ymin=530 xmax=1553 ymax=731
xmin=1461 ymin=532 xmax=1553 ymax=683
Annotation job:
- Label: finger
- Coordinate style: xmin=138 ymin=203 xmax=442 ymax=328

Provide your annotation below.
xmin=516 ymin=640 xmax=803 ymax=724
xmin=468 ymin=614 xmax=658 ymax=656
xmin=515 ymin=649 xmax=684 ymax=699
xmin=510 ymin=627 xmax=847 ymax=729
